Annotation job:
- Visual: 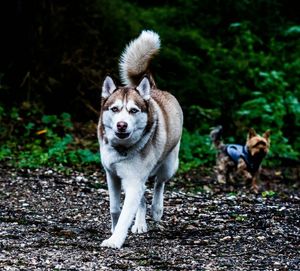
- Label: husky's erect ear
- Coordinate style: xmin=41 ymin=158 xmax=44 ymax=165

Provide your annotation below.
xmin=102 ymin=76 xmax=117 ymax=98
xmin=247 ymin=128 xmax=257 ymax=140
xmin=136 ymin=76 xmax=151 ymax=100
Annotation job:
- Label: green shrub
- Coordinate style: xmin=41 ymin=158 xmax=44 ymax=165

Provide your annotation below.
xmin=0 ymin=105 xmax=99 ymax=169
xmin=179 ymin=128 xmax=216 ymax=173
xmin=237 ymin=69 xmax=300 ymax=163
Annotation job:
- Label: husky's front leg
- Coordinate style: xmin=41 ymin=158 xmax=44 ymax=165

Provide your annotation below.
xmin=106 ymin=173 xmax=121 ymax=233
xmin=101 ymin=179 xmax=145 ymax=249
xmin=131 ymin=196 xmax=147 ymax=233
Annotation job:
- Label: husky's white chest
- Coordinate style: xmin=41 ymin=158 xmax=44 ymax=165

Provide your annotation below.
xmin=100 ymin=139 xmax=162 ymax=180
xmin=100 ymin=143 xmax=125 ymax=169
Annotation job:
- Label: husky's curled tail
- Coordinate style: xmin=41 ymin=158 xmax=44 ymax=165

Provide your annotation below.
xmin=210 ymin=125 xmax=225 ymax=151
xmin=119 ymin=30 xmax=161 ymax=86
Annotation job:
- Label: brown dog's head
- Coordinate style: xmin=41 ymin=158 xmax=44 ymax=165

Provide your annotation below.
xmin=246 ymin=128 xmax=271 ymax=158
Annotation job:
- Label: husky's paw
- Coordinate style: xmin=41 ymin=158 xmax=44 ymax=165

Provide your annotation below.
xmin=131 ymin=222 xmax=148 ymax=234
xmin=151 ymin=205 xmax=163 ymax=222
xmin=101 ymin=237 xmax=123 ymax=249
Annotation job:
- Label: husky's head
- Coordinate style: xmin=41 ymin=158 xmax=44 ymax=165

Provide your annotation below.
xmin=100 ymin=75 xmax=152 ymax=147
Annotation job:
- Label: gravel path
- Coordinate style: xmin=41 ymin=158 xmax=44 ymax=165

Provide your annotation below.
xmin=0 ymin=166 xmax=299 ymax=270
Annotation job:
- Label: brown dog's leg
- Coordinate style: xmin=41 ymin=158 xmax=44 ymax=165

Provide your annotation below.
xmin=251 ymin=171 xmax=260 ymax=194
xmin=236 ymin=158 xmax=252 ymax=180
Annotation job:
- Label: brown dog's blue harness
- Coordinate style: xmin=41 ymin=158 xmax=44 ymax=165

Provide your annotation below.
xmin=226 ymin=144 xmax=261 ymax=173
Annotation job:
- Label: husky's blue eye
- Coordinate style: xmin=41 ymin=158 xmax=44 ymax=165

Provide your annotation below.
xmin=129 ymin=108 xmax=139 ymax=114
xmin=111 ymin=107 xmax=119 ymax=112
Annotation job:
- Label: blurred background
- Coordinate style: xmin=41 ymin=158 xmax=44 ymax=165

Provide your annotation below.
xmin=0 ymin=0 xmax=299 ymax=172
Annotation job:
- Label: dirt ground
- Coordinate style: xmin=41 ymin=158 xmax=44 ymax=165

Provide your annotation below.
xmin=0 ymin=165 xmax=299 ymax=270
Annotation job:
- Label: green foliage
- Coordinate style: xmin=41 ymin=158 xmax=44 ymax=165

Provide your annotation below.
xmin=179 ymin=128 xmax=216 ymax=173
xmin=262 ymin=190 xmax=276 ymax=198
xmin=235 ymin=52 xmax=300 ymax=162
xmin=237 ymin=89 xmax=300 ymax=162
xmin=0 ymin=105 xmax=99 ymax=169
xmin=234 ymin=214 xmax=248 ymax=222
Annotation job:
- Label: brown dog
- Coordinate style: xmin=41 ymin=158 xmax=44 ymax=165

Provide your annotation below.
xmin=210 ymin=126 xmax=271 ymax=192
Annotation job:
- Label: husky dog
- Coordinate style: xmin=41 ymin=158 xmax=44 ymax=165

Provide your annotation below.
xmin=98 ymin=30 xmax=183 ymax=248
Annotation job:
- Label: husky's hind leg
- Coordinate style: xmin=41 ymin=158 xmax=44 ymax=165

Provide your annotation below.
xmin=151 ymin=142 xmax=180 ymax=222
xmin=152 ymin=179 xmax=165 ymax=222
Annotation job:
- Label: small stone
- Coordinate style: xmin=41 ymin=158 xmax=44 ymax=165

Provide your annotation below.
xmin=227 ymin=195 xmax=236 ymax=201
xmin=45 ymin=169 xmax=53 ymax=175
xmin=186 ymin=224 xmax=197 ymax=230
xmin=220 ymin=236 xmax=231 ymax=242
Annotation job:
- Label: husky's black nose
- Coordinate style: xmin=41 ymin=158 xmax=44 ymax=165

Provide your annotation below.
xmin=117 ymin=121 xmax=128 ymax=132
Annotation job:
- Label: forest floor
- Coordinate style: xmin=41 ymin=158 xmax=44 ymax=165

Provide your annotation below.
xmin=0 ymin=165 xmax=299 ymax=270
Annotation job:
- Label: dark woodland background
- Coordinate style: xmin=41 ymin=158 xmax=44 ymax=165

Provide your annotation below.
xmin=0 ymin=0 xmax=299 ymax=170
